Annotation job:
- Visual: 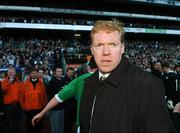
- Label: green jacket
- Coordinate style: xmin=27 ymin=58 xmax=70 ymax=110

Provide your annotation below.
xmin=57 ymin=73 xmax=93 ymax=126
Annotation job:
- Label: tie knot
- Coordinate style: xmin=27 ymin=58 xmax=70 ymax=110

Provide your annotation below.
xmin=100 ymin=76 xmax=106 ymax=81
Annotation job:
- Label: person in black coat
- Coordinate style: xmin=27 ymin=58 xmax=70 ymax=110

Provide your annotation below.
xmin=150 ymin=60 xmax=164 ymax=81
xmin=47 ymin=67 xmax=65 ymax=133
xmin=61 ymin=67 xmax=76 ymax=133
xmin=80 ymin=19 xmax=177 ymax=132
xmin=161 ymin=62 xmax=179 ymax=110
xmin=173 ymin=103 xmax=180 ymax=133
xmin=161 ymin=62 xmax=180 ymax=133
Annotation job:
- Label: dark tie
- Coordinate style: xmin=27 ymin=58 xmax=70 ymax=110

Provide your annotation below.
xmin=96 ymin=76 xmax=106 ymax=96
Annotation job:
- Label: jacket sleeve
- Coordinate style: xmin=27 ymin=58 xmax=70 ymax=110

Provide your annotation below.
xmin=1 ymin=79 xmax=10 ymax=93
xmin=0 ymin=81 xmax=3 ymax=108
xmin=138 ymin=78 xmax=177 ymax=133
xmin=57 ymin=77 xmax=78 ymax=101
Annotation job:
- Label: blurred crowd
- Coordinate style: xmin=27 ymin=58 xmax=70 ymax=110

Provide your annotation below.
xmin=0 ymin=37 xmax=180 ymax=75
xmin=125 ymin=40 xmax=180 ymax=71
xmin=0 ymin=16 xmax=179 ymax=29
xmin=0 ymin=36 xmax=90 ymax=71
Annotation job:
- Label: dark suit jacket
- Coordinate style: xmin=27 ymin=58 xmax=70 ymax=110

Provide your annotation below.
xmin=163 ymin=72 xmax=179 ymax=105
xmin=47 ymin=75 xmax=64 ymax=110
xmin=80 ymin=56 xmax=177 ymax=133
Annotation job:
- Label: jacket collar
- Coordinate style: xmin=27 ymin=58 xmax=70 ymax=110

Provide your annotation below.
xmin=106 ymin=55 xmax=130 ymax=88
xmin=5 ymin=76 xmax=19 ymax=83
xmin=86 ymin=55 xmax=130 ymax=88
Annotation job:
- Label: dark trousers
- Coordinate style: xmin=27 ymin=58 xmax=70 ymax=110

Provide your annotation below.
xmin=26 ymin=109 xmax=42 ymax=133
xmin=0 ymin=106 xmax=6 ymax=133
xmin=3 ymin=104 xmax=24 ymax=133
xmin=64 ymin=99 xmax=77 ymax=133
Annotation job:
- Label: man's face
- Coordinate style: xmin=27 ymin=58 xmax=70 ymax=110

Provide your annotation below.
xmin=91 ymin=31 xmax=124 ymax=74
xmin=30 ymin=71 xmax=38 ymax=79
xmin=66 ymin=69 xmax=74 ymax=78
xmin=38 ymin=70 xmax=44 ymax=78
xmin=8 ymin=69 xmax=16 ymax=78
xmin=154 ymin=62 xmax=161 ymax=72
xmin=55 ymin=68 xmax=62 ymax=78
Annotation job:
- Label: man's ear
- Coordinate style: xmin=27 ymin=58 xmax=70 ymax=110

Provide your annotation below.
xmin=121 ymin=43 xmax=125 ymax=54
xmin=90 ymin=46 xmax=94 ymax=55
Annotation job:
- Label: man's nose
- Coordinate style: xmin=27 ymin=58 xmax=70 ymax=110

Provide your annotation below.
xmin=102 ymin=44 xmax=110 ymax=55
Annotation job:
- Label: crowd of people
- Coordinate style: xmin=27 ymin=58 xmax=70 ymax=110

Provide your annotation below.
xmin=0 ymin=64 xmax=85 ymax=133
xmin=0 ymin=36 xmax=90 ymax=75
xmin=0 ymin=15 xmax=179 ymax=30
xmin=0 ymin=36 xmax=180 ymax=77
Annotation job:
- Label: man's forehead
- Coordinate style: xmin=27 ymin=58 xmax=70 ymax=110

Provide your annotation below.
xmin=31 ymin=71 xmax=37 ymax=74
xmin=56 ymin=69 xmax=62 ymax=71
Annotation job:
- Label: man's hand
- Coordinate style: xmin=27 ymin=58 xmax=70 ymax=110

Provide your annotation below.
xmin=31 ymin=112 xmax=44 ymax=127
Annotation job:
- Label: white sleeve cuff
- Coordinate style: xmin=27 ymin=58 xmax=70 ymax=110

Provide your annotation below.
xmin=55 ymin=94 xmax=63 ymax=103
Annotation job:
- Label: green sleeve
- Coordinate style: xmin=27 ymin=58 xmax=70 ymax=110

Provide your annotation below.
xmin=57 ymin=77 xmax=78 ymax=101
xmin=57 ymin=73 xmax=92 ymax=101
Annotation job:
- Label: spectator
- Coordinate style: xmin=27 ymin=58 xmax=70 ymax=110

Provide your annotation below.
xmin=47 ymin=67 xmax=64 ymax=133
xmin=1 ymin=67 xmax=23 ymax=133
xmin=21 ymin=68 xmax=48 ymax=133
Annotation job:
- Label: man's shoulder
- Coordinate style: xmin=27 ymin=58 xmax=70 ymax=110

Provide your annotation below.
xmin=164 ymin=72 xmax=178 ymax=80
xmin=129 ymin=64 xmax=159 ymax=82
xmin=75 ymin=72 xmax=94 ymax=81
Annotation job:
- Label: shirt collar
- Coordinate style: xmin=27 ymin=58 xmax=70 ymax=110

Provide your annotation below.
xmin=99 ymin=71 xmax=110 ymax=79
xmin=86 ymin=55 xmax=130 ymax=88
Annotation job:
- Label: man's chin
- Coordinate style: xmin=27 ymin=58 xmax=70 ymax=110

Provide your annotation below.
xmin=99 ymin=68 xmax=112 ymax=74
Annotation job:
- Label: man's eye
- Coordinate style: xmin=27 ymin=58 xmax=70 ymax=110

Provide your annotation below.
xmin=109 ymin=43 xmax=117 ymax=47
xmin=95 ymin=44 xmax=103 ymax=47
